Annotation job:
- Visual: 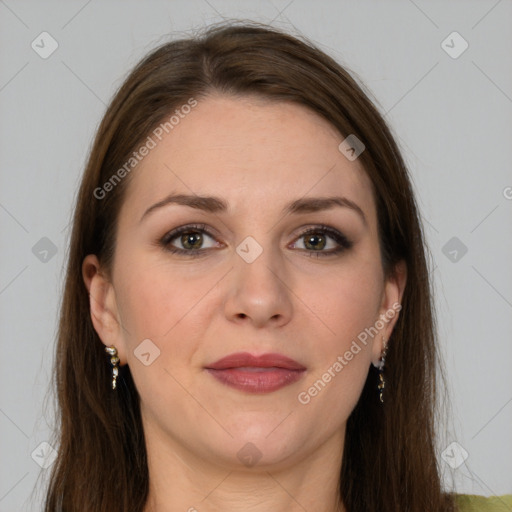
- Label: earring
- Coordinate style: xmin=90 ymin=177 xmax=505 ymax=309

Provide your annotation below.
xmin=376 ymin=338 xmax=388 ymax=404
xmin=105 ymin=345 xmax=120 ymax=390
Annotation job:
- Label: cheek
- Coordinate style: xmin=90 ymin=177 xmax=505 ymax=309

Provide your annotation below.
xmin=115 ymin=268 xmax=177 ymax=340
xmin=295 ymin=255 xmax=382 ymax=413
xmin=305 ymin=258 xmax=383 ymax=344
xmin=114 ymin=256 xmax=224 ymax=357
xmin=296 ymin=270 xmax=379 ymax=423
xmin=114 ymin=262 xmax=211 ymax=411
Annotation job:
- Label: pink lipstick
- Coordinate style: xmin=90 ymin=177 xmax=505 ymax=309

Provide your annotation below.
xmin=204 ymin=352 xmax=306 ymax=393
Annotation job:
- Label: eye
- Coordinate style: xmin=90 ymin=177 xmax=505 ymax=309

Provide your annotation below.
xmin=160 ymin=224 xmax=220 ymax=255
xmin=290 ymin=225 xmax=352 ymax=257
xmin=159 ymin=223 xmax=352 ymax=258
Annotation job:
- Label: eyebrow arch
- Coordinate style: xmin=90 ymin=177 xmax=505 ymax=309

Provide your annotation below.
xmin=140 ymin=193 xmax=367 ymax=226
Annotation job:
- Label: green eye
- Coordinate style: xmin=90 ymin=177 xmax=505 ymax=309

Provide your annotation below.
xmin=159 ymin=224 xmax=352 ymax=258
xmin=161 ymin=223 xmax=218 ymax=255
xmin=292 ymin=226 xmax=353 ymax=257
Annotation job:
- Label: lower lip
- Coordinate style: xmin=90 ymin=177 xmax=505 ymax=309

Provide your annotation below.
xmin=205 ymin=367 xmax=306 ymax=393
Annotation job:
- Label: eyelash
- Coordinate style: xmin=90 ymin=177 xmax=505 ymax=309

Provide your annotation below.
xmin=159 ymin=223 xmax=353 ymax=258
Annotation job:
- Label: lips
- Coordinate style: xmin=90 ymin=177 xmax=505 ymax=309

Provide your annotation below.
xmin=204 ymin=352 xmax=306 ymax=393
xmin=205 ymin=352 xmax=306 ymax=371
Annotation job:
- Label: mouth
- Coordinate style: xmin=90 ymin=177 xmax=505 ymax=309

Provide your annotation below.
xmin=204 ymin=352 xmax=306 ymax=393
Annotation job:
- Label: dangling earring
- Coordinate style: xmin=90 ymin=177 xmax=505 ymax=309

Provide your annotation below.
xmin=105 ymin=345 xmax=120 ymax=390
xmin=376 ymin=338 xmax=388 ymax=404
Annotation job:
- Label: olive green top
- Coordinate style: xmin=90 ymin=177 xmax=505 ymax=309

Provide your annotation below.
xmin=456 ymin=494 xmax=512 ymax=511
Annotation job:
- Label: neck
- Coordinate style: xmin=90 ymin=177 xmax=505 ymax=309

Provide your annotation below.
xmin=142 ymin=422 xmax=346 ymax=512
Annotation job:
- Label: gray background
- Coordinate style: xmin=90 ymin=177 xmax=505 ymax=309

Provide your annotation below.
xmin=1 ymin=0 xmax=511 ymax=509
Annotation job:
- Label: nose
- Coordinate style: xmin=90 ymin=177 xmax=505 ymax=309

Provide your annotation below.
xmin=223 ymin=243 xmax=294 ymax=329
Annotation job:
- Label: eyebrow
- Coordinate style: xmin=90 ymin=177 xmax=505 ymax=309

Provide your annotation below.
xmin=139 ymin=193 xmax=367 ymax=226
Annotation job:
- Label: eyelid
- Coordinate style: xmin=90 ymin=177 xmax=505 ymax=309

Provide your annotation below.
xmin=160 ymin=223 xmax=221 ymax=248
xmin=159 ymin=222 xmax=352 ymax=256
xmin=290 ymin=224 xmax=353 ymax=251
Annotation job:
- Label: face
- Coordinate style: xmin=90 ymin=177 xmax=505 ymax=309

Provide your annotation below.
xmin=84 ymin=94 xmax=405 ymax=470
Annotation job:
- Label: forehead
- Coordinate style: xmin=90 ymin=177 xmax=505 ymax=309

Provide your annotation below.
xmin=119 ymin=94 xmax=376 ymax=224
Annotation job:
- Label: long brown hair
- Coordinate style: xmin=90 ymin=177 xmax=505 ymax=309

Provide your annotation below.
xmin=43 ymin=20 xmax=456 ymax=511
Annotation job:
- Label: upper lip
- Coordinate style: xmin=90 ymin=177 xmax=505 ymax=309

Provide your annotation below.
xmin=205 ymin=352 xmax=306 ymax=371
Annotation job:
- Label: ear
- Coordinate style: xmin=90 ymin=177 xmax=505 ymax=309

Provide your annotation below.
xmin=82 ymin=254 xmax=127 ymax=365
xmin=371 ymin=260 xmax=407 ymax=366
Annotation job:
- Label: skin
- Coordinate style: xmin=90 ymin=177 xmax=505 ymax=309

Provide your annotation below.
xmin=83 ymin=94 xmax=406 ymax=512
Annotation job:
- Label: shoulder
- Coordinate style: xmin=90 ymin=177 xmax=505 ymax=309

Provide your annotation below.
xmin=455 ymin=494 xmax=512 ymax=511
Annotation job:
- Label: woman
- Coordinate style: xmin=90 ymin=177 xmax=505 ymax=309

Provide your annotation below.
xmin=43 ymin=21 xmax=511 ymax=511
